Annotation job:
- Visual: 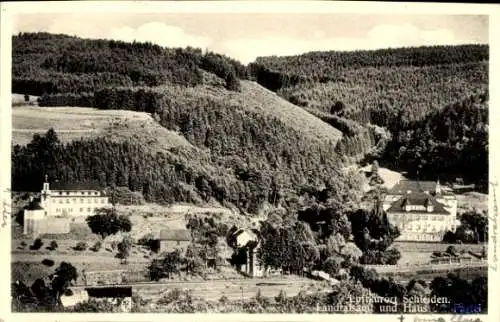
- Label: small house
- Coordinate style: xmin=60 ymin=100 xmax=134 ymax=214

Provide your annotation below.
xmin=229 ymin=228 xmax=263 ymax=277
xmin=60 ymin=288 xmax=89 ymax=309
xmin=158 ymin=229 xmax=191 ymax=253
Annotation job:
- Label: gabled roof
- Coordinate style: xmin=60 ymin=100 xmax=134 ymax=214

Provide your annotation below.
xmin=387 ymin=193 xmax=449 ymax=215
xmin=159 ymin=229 xmax=191 ymax=241
xmin=389 ymin=180 xmax=437 ymax=194
xmin=48 ymin=181 xmax=104 ymax=192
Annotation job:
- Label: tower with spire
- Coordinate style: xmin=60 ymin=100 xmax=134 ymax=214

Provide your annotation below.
xmin=435 ymin=178 xmax=441 ymax=195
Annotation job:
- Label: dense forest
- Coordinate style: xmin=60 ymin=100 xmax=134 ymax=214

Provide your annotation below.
xmin=252 ymin=44 xmax=489 ymax=186
xmin=12 ymin=33 xmax=489 ymax=201
xmin=13 ymin=32 xmax=246 ymax=95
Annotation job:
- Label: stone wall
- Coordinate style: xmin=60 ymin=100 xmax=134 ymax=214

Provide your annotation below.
xmin=24 ymin=211 xmax=71 ymax=237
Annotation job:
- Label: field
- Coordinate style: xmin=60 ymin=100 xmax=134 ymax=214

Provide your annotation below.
xmin=12 ymin=105 xmax=193 ymax=151
xmin=393 ymin=241 xmax=486 ymax=266
xmin=376 ymin=263 xmax=487 ymax=282
xmin=133 ymin=276 xmax=326 ymax=302
xmin=456 ymin=192 xmax=488 ymax=213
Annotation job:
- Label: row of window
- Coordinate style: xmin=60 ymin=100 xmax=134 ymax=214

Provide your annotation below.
xmin=53 ymin=198 xmax=107 ymax=204
xmin=405 ymin=234 xmax=442 ymax=242
xmin=55 ymin=207 xmax=98 ymax=213
xmin=404 ymin=205 xmax=428 ymax=211
xmin=55 ymin=191 xmax=100 ymax=196
xmin=390 ymin=214 xmax=449 ymax=221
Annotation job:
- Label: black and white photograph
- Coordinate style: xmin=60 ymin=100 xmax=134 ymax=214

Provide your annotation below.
xmin=1 ymin=1 xmax=498 ymax=317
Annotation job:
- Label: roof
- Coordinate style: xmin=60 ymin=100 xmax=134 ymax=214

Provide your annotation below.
xmin=48 ymin=180 xmax=104 ymax=192
xmin=159 ymin=229 xmax=191 ymax=241
xmin=86 ymin=286 xmax=132 ymax=298
xmin=389 ymin=180 xmax=437 ymax=194
xmin=386 ymin=193 xmax=449 ymax=215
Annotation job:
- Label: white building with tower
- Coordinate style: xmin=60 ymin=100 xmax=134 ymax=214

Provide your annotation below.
xmin=23 ymin=176 xmax=111 ymax=236
xmin=383 ymin=180 xmax=460 ymax=242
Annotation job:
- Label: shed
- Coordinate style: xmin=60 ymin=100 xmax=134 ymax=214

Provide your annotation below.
xmin=158 ymin=229 xmax=191 ymax=253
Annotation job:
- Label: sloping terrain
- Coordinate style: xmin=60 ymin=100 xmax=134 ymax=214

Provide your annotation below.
xmin=153 ymin=80 xmax=342 ymax=146
xmin=12 ymin=105 xmax=194 ymax=151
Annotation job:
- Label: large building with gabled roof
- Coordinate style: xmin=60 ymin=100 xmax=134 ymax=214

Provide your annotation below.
xmin=23 ymin=176 xmax=111 ymax=237
xmin=383 ymin=179 xmax=459 ymax=242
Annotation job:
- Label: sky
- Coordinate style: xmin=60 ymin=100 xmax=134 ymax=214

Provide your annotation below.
xmin=12 ymin=13 xmax=489 ymax=64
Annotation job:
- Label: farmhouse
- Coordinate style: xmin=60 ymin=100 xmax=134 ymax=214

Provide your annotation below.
xmin=157 ymin=229 xmax=191 ymax=253
xmin=23 ymin=176 xmax=111 ymax=236
xmin=383 ymin=180 xmax=460 ymax=242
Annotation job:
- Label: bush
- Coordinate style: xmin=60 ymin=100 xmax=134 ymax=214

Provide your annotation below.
xmin=446 ymin=245 xmax=458 ymax=256
xmin=322 ymin=257 xmax=342 ymax=276
xmin=30 ymin=238 xmax=43 ymax=250
xmin=91 ymin=241 xmax=102 ymax=252
xmin=74 ymin=242 xmax=87 ymax=251
xmin=48 ymin=240 xmax=58 ymax=251
xmin=42 ymin=259 xmax=55 ymax=266
xmin=138 ymin=233 xmax=159 ymax=252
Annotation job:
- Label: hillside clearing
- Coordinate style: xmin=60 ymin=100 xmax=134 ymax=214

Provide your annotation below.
xmin=12 ymin=105 xmax=194 ymax=152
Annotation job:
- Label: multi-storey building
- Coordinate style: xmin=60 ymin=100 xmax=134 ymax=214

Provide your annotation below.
xmin=23 ymin=177 xmax=111 ymax=236
xmin=39 ymin=176 xmax=111 ymax=217
xmin=383 ymin=180 xmax=460 ymax=242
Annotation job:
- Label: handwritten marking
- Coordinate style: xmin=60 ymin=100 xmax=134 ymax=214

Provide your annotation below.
xmin=489 ymin=180 xmax=498 ymax=272
xmin=1 ymin=187 xmax=12 ymax=229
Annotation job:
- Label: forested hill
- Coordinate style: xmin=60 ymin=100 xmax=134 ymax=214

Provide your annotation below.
xmin=12 ymin=32 xmax=361 ymax=214
xmin=13 ymin=32 xmax=248 ymax=95
xmin=251 ymin=44 xmax=489 ymax=187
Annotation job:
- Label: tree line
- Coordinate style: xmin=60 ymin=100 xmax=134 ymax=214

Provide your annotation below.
xmin=383 ymin=92 xmax=488 ymax=186
xmin=13 ymin=32 xmax=247 ymax=96
xmin=12 ymin=125 xmax=359 ymax=214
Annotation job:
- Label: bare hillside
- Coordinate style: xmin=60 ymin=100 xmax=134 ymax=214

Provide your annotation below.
xmin=12 ymin=105 xmax=194 ymax=153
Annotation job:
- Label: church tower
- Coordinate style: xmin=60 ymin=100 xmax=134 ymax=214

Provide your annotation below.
xmin=435 ymin=178 xmax=441 ymax=195
xmin=42 ymin=174 xmax=50 ymax=197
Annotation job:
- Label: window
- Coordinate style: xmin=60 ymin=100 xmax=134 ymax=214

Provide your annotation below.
xmin=59 ymin=192 xmax=62 ymax=195
xmin=59 ymin=199 xmax=63 ymax=204
xmin=66 ymin=192 xmax=70 ymax=195
xmin=87 ymin=199 xmax=91 ymax=204
xmin=87 ymin=208 xmax=91 ymax=212
xmin=177 ymin=241 xmax=181 ymax=246
xmin=66 ymin=199 xmax=70 ymax=204
xmin=80 ymin=199 xmax=84 ymax=203
xmin=101 ymin=199 xmax=105 ymax=204
xmin=80 ymin=208 xmax=83 ymax=212
xmin=72 ymin=198 xmax=76 ymax=203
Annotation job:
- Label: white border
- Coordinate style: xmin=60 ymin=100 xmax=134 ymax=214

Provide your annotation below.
xmin=1 ymin=1 xmax=499 ymax=322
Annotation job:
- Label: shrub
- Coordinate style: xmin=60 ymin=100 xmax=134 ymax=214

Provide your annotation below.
xmin=322 ymin=257 xmax=342 ymax=276
xmin=42 ymin=259 xmax=55 ymax=266
xmin=446 ymin=245 xmax=458 ymax=256
xmin=91 ymin=241 xmax=102 ymax=252
xmin=74 ymin=242 xmax=87 ymax=251
xmin=49 ymin=240 xmax=58 ymax=250
xmin=30 ymin=238 xmax=43 ymax=250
